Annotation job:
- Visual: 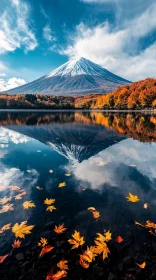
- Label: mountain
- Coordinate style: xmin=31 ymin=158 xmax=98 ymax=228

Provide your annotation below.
xmin=5 ymin=124 xmax=126 ymax=162
xmin=2 ymin=57 xmax=131 ymax=96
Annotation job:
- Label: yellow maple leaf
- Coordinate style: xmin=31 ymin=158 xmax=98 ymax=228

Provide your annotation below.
xmin=58 ymin=182 xmax=66 ymax=188
xmin=126 ymin=192 xmax=139 ymax=203
xmin=46 ymin=205 xmax=56 ymax=212
xmin=12 ymin=221 xmax=35 ymax=238
xmin=54 ymin=224 xmax=67 ymax=234
xmin=0 ymin=196 xmax=12 ymax=205
xmin=94 ymin=231 xmax=111 ymax=260
xmin=38 ymin=237 xmax=48 ymax=247
xmin=136 ymin=262 xmax=146 ymax=269
xmin=104 ymin=230 xmax=112 ymax=242
xmin=79 ymin=246 xmax=97 ymax=268
xmin=57 ymin=260 xmax=69 ymax=271
xmin=68 ymin=230 xmax=85 ymax=249
xmin=44 ymin=198 xmax=55 ymax=205
xmin=23 ymin=201 xmax=36 ymax=209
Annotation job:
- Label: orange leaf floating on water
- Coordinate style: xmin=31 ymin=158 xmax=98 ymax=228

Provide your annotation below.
xmin=0 ymin=186 xmax=5 ymax=192
xmin=0 ymin=203 xmax=14 ymax=214
xmin=23 ymin=201 xmax=36 ymax=209
xmin=49 ymin=169 xmax=53 ymax=173
xmin=1 ymin=223 xmax=11 ymax=231
xmin=40 ymin=245 xmax=54 ymax=256
xmin=44 ymin=198 xmax=55 ymax=205
xmin=0 ymin=196 xmax=12 ymax=205
xmin=136 ymin=262 xmax=146 ymax=269
xmin=126 ymin=192 xmax=139 ymax=203
xmin=15 ymin=194 xmax=23 ymax=200
xmin=143 ymin=203 xmax=148 ymax=209
xmin=36 ymin=186 xmax=43 ymax=190
xmin=68 ymin=230 xmax=85 ymax=249
xmin=92 ymin=211 xmax=100 ymax=219
xmin=46 ymin=270 xmax=67 ymax=280
xmin=87 ymin=207 xmax=96 ymax=212
xmin=12 ymin=221 xmax=35 ymax=238
xmin=116 ymin=235 xmax=123 ymax=243
xmin=79 ymin=246 xmax=97 ymax=269
xmin=0 ymin=254 xmax=9 ymax=263
xmin=12 ymin=240 xmax=21 ymax=248
xmin=54 ymin=224 xmax=67 ymax=234
xmin=9 ymin=185 xmax=20 ymax=191
xmin=57 ymin=260 xmax=69 ymax=271
xmin=58 ymin=182 xmax=66 ymax=188
xmin=46 ymin=206 xmax=56 ymax=212
xmin=65 ymin=174 xmax=71 ymax=177
xmin=38 ymin=237 xmax=48 ymax=247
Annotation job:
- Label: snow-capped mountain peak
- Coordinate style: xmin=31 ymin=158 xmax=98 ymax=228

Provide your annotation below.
xmin=46 ymin=57 xmax=112 ymax=78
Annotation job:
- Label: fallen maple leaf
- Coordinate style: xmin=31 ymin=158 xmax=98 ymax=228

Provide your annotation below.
xmin=116 ymin=235 xmax=123 ymax=243
xmin=46 ymin=269 xmax=67 ymax=280
xmin=65 ymin=174 xmax=71 ymax=177
xmin=143 ymin=203 xmax=148 ymax=209
xmin=87 ymin=207 xmax=96 ymax=212
xmin=54 ymin=224 xmax=67 ymax=234
xmin=44 ymin=198 xmax=55 ymax=205
xmin=15 ymin=194 xmax=23 ymax=200
xmin=1 ymin=223 xmax=11 ymax=232
xmin=94 ymin=231 xmax=111 ymax=260
xmin=57 ymin=260 xmax=69 ymax=271
xmin=126 ymin=192 xmax=139 ymax=203
xmin=38 ymin=237 xmax=48 ymax=247
xmin=40 ymin=245 xmax=54 ymax=256
xmin=23 ymin=201 xmax=36 ymax=209
xmin=36 ymin=186 xmax=43 ymax=190
xmin=12 ymin=240 xmax=21 ymax=248
xmin=49 ymin=169 xmax=53 ymax=173
xmin=46 ymin=206 xmax=56 ymax=212
xmin=0 ymin=254 xmax=9 ymax=263
xmin=0 ymin=196 xmax=12 ymax=205
xmin=58 ymin=182 xmax=66 ymax=188
xmin=92 ymin=211 xmax=100 ymax=219
xmin=0 ymin=203 xmax=14 ymax=214
xmin=79 ymin=246 xmax=97 ymax=269
xmin=9 ymin=185 xmax=20 ymax=191
xmin=68 ymin=230 xmax=85 ymax=249
xmin=136 ymin=262 xmax=146 ymax=269
xmin=12 ymin=221 xmax=35 ymax=238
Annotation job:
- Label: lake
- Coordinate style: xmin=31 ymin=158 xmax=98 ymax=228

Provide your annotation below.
xmin=0 ymin=111 xmax=156 ymax=280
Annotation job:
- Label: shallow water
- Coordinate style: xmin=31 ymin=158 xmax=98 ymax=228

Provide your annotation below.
xmin=0 ymin=111 xmax=156 ymax=280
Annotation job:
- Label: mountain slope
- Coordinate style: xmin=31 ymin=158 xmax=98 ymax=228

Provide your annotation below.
xmin=1 ymin=57 xmax=131 ymax=96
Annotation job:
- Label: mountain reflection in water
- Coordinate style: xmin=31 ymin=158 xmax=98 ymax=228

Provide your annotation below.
xmin=0 ymin=111 xmax=156 ymax=280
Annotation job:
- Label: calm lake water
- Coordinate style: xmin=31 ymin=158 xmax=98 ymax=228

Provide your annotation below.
xmin=0 ymin=111 xmax=156 ymax=280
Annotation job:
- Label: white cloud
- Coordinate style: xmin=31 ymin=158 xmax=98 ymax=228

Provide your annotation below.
xmin=0 ymin=77 xmax=26 ymax=91
xmin=70 ymin=139 xmax=156 ymax=191
xmin=0 ymin=73 xmax=6 ymax=77
xmin=81 ymin=0 xmax=116 ymax=2
xmin=43 ymin=25 xmax=54 ymax=42
xmin=0 ymin=127 xmax=31 ymax=145
xmin=0 ymin=0 xmax=38 ymax=54
xmin=61 ymin=3 xmax=156 ymax=81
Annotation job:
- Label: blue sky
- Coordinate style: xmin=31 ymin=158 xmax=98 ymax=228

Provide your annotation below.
xmin=0 ymin=0 xmax=156 ymax=90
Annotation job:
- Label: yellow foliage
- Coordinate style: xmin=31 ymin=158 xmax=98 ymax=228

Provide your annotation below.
xmin=12 ymin=221 xmax=35 ymax=238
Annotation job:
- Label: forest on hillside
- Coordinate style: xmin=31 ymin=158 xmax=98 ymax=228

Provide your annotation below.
xmin=0 ymin=78 xmax=156 ymax=110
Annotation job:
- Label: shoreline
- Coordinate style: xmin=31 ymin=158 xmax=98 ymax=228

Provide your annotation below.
xmin=0 ymin=109 xmax=155 ymax=113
